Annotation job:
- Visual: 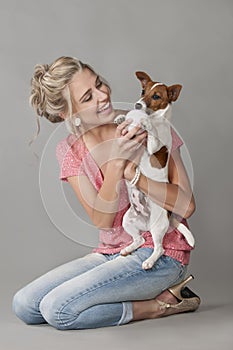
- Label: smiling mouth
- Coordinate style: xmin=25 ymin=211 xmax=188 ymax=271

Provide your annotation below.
xmin=97 ymin=102 xmax=111 ymax=113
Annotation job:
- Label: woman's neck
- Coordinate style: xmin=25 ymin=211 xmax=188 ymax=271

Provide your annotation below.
xmin=79 ymin=109 xmax=128 ymax=144
xmin=81 ymin=123 xmax=115 ymax=142
xmin=80 ymin=109 xmax=124 ymax=140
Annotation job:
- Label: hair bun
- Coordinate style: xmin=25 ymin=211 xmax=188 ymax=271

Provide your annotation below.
xmin=34 ymin=64 xmax=50 ymax=82
xmin=30 ymin=64 xmax=51 ymax=117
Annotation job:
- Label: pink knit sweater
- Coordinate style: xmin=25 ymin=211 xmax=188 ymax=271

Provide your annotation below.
xmin=56 ymin=128 xmax=193 ymax=265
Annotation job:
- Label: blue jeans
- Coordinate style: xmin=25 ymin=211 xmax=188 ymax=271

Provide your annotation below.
xmin=12 ymin=248 xmax=187 ymax=330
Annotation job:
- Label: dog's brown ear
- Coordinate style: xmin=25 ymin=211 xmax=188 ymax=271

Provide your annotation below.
xmin=167 ymin=84 xmax=182 ymax=102
xmin=135 ymin=71 xmax=152 ymax=88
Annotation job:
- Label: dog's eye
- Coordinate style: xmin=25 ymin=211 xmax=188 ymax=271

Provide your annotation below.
xmin=141 ymin=89 xmax=145 ymax=96
xmin=152 ymin=93 xmax=161 ymax=100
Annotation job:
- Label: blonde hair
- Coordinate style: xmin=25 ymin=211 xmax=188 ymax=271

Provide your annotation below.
xmin=29 ymin=56 xmax=109 ymax=146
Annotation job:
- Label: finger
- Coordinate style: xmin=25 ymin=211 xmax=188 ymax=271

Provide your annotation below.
xmin=133 ymin=140 xmax=146 ymax=152
xmin=125 ymin=124 xmax=146 ymax=140
xmin=124 ymin=130 xmax=147 ymax=146
xmin=121 ymin=128 xmax=128 ymax=136
xmin=134 ymin=130 xmax=148 ymax=143
xmin=115 ymin=119 xmax=133 ymax=137
xmin=126 ymin=134 xmax=147 ymax=152
xmin=126 ymin=141 xmax=146 ymax=162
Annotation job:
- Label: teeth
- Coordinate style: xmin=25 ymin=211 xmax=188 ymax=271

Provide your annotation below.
xmin=98 ymin=102 xmax=110 ymax=113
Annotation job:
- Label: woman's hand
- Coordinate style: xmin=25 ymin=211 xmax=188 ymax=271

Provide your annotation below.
xmin=110 ymin=119 xmax=147 ymax=168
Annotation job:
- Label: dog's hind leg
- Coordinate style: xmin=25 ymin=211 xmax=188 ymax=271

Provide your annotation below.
xmin=120 ymin=210 xmax=147 ymax=256
xmin=142 ymin=208 xmax=169 ymax=270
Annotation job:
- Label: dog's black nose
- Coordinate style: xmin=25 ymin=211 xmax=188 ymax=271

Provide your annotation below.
xmin=135 ymin=103 xmax=142 ymax=110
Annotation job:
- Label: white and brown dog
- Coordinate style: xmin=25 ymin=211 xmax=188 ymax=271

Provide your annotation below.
xmin=114 ymin=71 xmax=195 ymax=269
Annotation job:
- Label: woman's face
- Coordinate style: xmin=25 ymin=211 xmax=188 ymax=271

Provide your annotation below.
xmin=69 ymin=68 xmax=114 ymax=127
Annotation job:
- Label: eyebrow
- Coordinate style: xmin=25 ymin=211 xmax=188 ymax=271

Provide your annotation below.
xmin=79 ymin=75 xmax=99 ymax=102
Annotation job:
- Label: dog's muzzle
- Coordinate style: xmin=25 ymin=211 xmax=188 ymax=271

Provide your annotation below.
xmin=134 ymin=99 xmax=147 ymax=111
xmin=135 ymin=102 xmax=143 ymax=110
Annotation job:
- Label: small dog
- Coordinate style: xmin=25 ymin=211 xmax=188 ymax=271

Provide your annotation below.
xmin=114 ymin=71 xmax=195 ymax=269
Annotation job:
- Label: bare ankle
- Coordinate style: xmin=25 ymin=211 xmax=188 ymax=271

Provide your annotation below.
xmin=132 ymin=290 xmax=179 ymax=322
xmin=155 ymin=290 xmax=178 ymax=305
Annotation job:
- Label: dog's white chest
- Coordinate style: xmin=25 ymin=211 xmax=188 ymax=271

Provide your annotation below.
xmin=139 ymin=151 xmax=169 ymax=182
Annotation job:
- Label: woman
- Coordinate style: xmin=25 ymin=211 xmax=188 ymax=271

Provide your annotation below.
xmin=12 ymin=56 xmax=200 ymax=330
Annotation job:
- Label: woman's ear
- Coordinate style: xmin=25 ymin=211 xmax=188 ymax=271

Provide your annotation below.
xmin=59 ymin=112 xmax=66 ymax=120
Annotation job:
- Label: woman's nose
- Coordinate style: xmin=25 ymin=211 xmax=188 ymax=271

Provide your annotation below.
xmin=95 ymin=87 xmax=108 ymax=100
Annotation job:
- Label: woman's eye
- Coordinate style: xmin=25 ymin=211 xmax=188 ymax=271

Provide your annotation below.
xmin=152 ymin=93 xmax=161 ymax=100
xmin=96 ymin=80 xmax=103 ymax=88
xmin=84 ymin=94 xmax=92 ymax=102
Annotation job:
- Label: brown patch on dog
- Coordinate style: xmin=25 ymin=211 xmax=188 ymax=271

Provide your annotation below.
xmin=149 ymin=146 xmax=168 ymax=168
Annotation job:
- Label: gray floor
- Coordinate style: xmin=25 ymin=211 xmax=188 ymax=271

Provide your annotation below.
xmin=1 ymin=283 xmax=233 ymax=350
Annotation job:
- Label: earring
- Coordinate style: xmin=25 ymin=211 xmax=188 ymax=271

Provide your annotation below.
xmin=74 ymin=117 xmax=81 ymax=127
xmin=64 ymin=117 xmax=81 ymax=134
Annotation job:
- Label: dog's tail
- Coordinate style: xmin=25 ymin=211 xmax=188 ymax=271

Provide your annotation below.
xmin=170 ymin=217 xmax=195 ymax=247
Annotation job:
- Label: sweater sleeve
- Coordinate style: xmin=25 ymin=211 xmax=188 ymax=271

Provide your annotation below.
xmin=171 ymin=127 xmax=183 ymax=152
xmin=56 ymin=136 xmax=85 ymax=182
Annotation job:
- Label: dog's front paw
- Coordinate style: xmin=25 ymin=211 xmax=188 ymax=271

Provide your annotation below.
xmin=142 ymin=260 xmax=155 ymax=270
xmin=120 ymin=247 xmax=132 ymax=256
xmin=141 ymin=246 xmax=164 ymax=270
xmin=114 ymin=114 xmax=126 ymax=125
xmin=120 ymin=237 xmax=145 ymax=256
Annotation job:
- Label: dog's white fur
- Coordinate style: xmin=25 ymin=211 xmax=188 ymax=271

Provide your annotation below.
xmin=114 ymin=102 xmax=195 ymax=270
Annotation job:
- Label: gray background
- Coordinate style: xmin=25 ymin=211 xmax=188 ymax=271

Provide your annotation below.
xmin=1 ymin=0 xmax=232 ymax=349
